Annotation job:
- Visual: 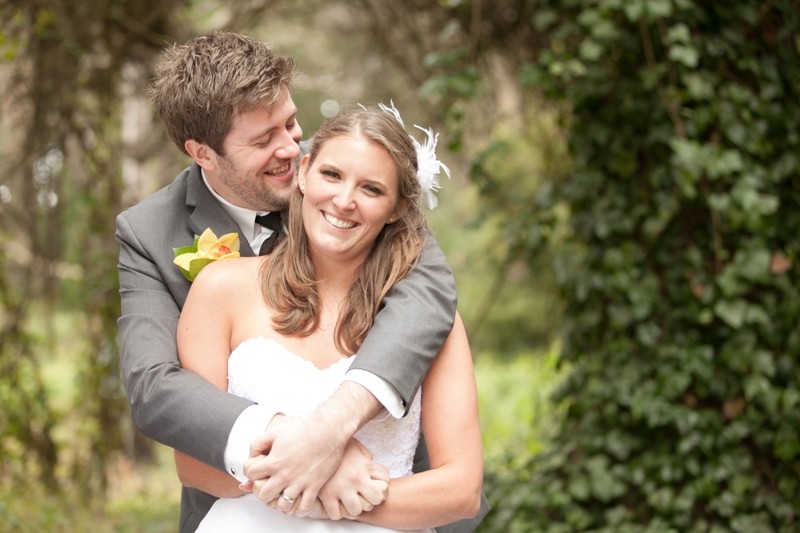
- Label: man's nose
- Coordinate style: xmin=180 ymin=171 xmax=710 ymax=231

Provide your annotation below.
xmin=276 ymin=128 xmax=301 ymax=159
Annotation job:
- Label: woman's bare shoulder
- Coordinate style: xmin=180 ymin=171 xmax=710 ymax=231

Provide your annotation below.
xmin=190 ymin=256 xmax=265 ymax=297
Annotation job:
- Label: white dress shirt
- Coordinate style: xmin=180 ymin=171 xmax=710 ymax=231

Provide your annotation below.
xmin=200 ymin=171 xmax=404 ymax=481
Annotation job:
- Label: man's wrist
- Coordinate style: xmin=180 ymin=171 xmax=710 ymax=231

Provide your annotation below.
xmin=266 ymin=412 xmax=286 ymax=430
xmin=225 ymin=404 xmax=281 ymax=482
xmin=344 ymin=369 xmax=404 ymax=418
xmin=311 ymin=381 xmax=382 ymax=442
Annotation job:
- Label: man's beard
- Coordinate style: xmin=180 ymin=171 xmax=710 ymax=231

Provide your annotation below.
xmin=216 ymin=155 xmax=293 ymax=212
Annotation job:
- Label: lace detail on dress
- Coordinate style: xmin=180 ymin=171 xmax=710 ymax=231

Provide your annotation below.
xmin=227 ymin=337 xmax=421 ymax=478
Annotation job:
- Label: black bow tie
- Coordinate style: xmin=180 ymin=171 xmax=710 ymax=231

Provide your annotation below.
xmin=256 ymin=211 xmax=283 ymax=255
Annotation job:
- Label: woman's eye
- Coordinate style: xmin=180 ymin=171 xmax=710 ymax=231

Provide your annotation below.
xmin=364 ymin=185 xmax=382 ymax=195
xmin=322 ymin=170 xmax=339 ymax=179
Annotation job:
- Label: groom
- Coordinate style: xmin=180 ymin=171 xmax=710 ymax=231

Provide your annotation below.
xmin=116 ymin=31 xmax=488 ymax=532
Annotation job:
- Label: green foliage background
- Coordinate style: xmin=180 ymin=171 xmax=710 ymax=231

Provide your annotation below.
xmin=473 ymin=1 xmax=800 ymax=531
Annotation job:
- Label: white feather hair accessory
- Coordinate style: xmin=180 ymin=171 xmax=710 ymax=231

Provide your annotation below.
xmin=378 ymin=101 xmax=450 ymax=209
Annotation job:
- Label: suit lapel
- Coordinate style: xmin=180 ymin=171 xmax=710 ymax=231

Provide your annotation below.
xmin=185 ymin=164 xmax=257 ymax=257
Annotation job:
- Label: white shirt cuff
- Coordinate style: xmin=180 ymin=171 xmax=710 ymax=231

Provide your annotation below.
xmin=224 ymin=404 xmax=281 ymax=483
xmin=344 ymin=369 xmax=404 ymax=419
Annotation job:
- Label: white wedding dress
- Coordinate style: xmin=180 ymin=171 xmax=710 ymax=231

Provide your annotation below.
xmin=196 ymin=337 xmax=433 ymax=533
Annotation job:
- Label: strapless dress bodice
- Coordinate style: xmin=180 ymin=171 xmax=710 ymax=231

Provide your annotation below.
xmin=227 ymin=337 xmax=421 ymax=478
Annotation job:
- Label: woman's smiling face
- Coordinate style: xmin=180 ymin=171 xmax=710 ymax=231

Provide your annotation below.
xmin=298 ymin=134 xmax=403 ymax=264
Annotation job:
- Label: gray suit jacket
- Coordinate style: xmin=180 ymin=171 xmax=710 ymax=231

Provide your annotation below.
xmin=116 ymin=163 xmax=488 ymax=532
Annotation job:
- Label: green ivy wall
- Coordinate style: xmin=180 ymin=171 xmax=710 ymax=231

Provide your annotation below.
xmin=484 ymin=1 xmax=800 ymax=531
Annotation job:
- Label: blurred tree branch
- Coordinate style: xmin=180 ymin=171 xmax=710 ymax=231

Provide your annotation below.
xmin=0 ymin=0 xmax=186 ymax=493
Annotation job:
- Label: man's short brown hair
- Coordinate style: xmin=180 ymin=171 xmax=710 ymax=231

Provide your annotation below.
xmin=150 ymin=31 xmax=295 ymax=155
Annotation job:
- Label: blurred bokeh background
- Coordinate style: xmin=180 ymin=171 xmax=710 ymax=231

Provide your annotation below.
xmin=2 ymin=1 xmax=799 ymax=532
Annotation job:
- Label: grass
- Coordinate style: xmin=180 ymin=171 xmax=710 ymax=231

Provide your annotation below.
xmin=476 ymin=345 xmax=565 ymax=471
xmin=0 ymin=446 xmax=180 ymax=533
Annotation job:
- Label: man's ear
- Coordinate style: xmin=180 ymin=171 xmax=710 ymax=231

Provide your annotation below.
xmin=185 ymin=140 xmax=218 ymax=171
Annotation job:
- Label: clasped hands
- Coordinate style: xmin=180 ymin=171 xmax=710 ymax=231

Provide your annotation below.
xmin=239 ymin=413 xmax=389 ymax=520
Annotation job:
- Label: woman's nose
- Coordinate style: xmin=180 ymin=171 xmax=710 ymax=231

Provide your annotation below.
xmin=332 ymin=187 xmax=356 ymax=210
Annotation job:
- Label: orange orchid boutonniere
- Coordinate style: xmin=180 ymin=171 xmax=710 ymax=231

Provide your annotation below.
xmin=173 ymin=228 xmax=240 ymax=281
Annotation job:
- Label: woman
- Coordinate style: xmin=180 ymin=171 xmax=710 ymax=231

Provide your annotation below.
xmin=175 ymin=105 xmax=483 ymax=532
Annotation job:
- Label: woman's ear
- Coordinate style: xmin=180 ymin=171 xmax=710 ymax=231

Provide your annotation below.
xmin=185 ymin=140 xmax=218 ymax=171
xmin=388 ymin=199 xmax=410 ymax=224
xmin=298 ymin=154 xmax=311 ymax=193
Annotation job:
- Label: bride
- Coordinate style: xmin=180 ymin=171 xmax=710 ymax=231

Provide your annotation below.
xmin=174 ymin=104 xmax=483 ymax=531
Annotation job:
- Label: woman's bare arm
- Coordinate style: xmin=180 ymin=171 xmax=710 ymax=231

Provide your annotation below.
xmin=174 ymin=260 xmax=245 ymax=497
xmin=357 ymin=312 xmax=484 ymax=529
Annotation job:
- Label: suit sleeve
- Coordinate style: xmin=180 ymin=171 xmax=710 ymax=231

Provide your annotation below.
xmin=349 ymin=234 xmax=457 ymax=412
xmin=116 ymin=213 xmax=253 ymax=470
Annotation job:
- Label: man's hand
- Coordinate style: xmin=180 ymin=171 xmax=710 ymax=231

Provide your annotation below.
xmin=244 ymin=414 xmax=347 ymax=515
xmin=317 ymin=438 xmax=389 ymax=520
xmin=241 ymin=381 xmax=383 ymax=517
xmin=244 ymin=427 xmax=389 ymax=520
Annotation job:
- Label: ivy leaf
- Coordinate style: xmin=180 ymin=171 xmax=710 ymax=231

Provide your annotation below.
xmin=714 ymin=299 xmax=747 ymax=328
xmin=669 ymin=44 xmax=700 ymax=68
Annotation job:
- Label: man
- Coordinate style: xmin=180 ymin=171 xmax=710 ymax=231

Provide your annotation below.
xmin=116 ymin=31 xmax=488 ymax=532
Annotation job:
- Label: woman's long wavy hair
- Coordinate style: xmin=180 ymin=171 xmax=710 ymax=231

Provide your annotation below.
xmin=261 ymin=106 xmax=429 ymax=355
